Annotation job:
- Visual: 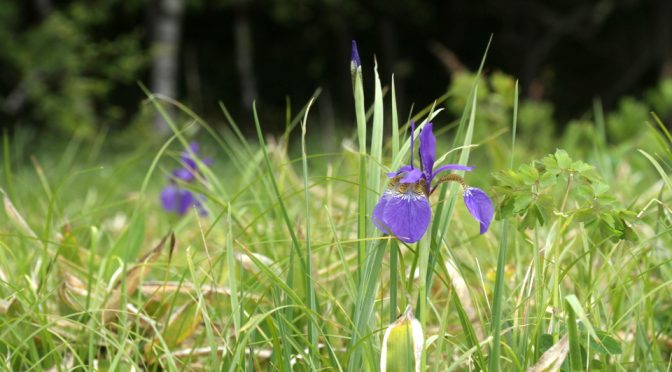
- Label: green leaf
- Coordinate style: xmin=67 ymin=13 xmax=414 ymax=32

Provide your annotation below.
xmin=555 ymin=149 xmax=572 ymax=169
xmin=539 ymin=171 xmax=558 ymax=188
xmin=519 ymin=163 xmax=539 ymax=185
xmin=160 ymin=301 xmax=203 ymax=348
xmin=533 ymin=203 xmax=547 ymax=226
xmin=541 ymin=154 xmax=560 ymax=174
xmin=497 ymin=195 xmax=516 ymax=220
xmin=573 ymin=208 xmax=597 ymax=224
xmin=574 ymin=185 xmax=594 ymax=202
xmin=591 ymin=181 xmax=610 ymax=196
xmin=600 ymin=213 xmax=616 ymax=229
xmin=494 ymin=169 xmax=524 ymax=188
xmin=571 ymin=160 xmax=593 ymax=173
xmin=513 ymin=193 xmax=533 ymax=213
xmin=583 ymin=330 xmax=623 ymax=355
xmin=539 ymin=334 xmax=554 ymax=353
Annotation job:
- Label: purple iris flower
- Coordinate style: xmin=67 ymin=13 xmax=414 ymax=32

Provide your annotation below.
xmin=372 ymin=123 xmax=494 ymax=242
xmin=160 ymin=142 xmax=210 ymax=216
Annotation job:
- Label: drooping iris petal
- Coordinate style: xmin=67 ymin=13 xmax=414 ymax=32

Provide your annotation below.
xmin=160 ymin=185 xmax=179 ymax=212
xmin=419 ymin=123 xmax=436 ymax=178
xmin=372 ymin=191 xmax=392 ymax=232
xmin=463 ymin=187 xmax=494 ymax=234
xmin=372 ymin=187 xmax=431 ymax=243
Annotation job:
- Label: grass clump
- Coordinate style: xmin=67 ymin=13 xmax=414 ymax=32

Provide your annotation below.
xmin=0 ymin=43 xmax=671 ymax=371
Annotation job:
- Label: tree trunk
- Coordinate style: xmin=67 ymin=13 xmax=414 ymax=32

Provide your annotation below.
xmin=150 ymin=0 xmax=184 ymax=133
xmin=233 ymin=5 xmax=257 ymax=109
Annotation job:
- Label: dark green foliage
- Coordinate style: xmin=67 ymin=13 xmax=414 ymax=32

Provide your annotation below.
xmin=0 ymin=2 xmax=145 ymax=139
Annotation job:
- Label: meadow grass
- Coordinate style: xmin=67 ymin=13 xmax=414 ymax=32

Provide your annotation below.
xmin=0 ymin=50 xmax=671 ymax=371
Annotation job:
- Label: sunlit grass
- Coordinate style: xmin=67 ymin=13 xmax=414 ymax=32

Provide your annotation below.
xmin=0 ymin=46 xmax=671 ymax=371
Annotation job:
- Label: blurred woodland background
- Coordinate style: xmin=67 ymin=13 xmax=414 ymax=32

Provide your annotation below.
xmin=1 ymin=0 xmax=671 ymax=139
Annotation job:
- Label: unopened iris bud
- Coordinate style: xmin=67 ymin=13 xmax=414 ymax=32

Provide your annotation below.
xmin=380 ymin=305 xmax=424 ymax=372
xmin=351 ymin=40 xmax=361 ymax=72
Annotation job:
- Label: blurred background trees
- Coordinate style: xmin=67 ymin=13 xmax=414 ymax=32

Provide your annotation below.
xmin=1 ymin=0 xmax=671 ymax=140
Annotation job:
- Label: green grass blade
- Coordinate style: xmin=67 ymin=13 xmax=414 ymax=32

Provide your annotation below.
xmin=226 ymin=204 xmax=241 ymax=337
xmin=565 ymin=297 xmax=583 ymax=371
xmin=488 ymin=80 xmax=518 ymax=372
xmin=301 ymin=98 xmax=320 ymax=367
xmin=639 ymin=149 xmax=672 ymax=193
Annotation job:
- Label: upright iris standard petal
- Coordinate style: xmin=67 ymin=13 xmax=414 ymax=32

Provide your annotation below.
xmin=399 ymin=168 xmax=423 ymax=184
xmin=419 ymin=123 xmax=436 ymax=178
xmin=180 ymin=142 xmax=200 ymax=170
xmin=463 ymin=187 xmax=494 ymax=234
xmin=373 ymin=181 xmax=431 ymax=243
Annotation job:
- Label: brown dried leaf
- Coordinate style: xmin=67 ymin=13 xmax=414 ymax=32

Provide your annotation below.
xmin=141 ymin=281 xmax=234 ymax=298
xmin=445 ymin=259 xmax=483 ymax=340
xmin=1 ymin=188 xmax=37 ymax=240
xmin=526 ymin=335 xmax=569 ymax=372
xmin=102 ymin=232 xmax=175 ymax=323
xmin=0 ymin=297 xmax=20 ymax=315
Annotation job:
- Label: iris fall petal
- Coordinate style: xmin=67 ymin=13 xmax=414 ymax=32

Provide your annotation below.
xmin=373 ymin=187 xmax=431 ymax=243
xmin=160 ymin=185 xmax=179 ymax=212
xmin=463 ymin=187 xmax=494 ymax=234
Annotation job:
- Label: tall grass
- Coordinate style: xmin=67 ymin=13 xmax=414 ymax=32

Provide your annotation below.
xmin=0 ymin=43 xmax=671 ymax=372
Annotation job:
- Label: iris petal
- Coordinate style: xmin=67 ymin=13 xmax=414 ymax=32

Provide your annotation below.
xmin=399 ymin=168 xmax=422 ymax=183
xmin=173 ymin=168 xmax=196 ymax=182
xmin=176 ymin=189 xmax=195 ymax=215
xmin=372 ymin=191 xmax=392 ymax=233
xmin=433 ymin=164 xmax=474 ymax=172
xmin=387 ymin=165 xmax=414 ymax=178
xmin=432 ymin=164 xmax=474 ymax=180
xmin=373 ymin=188 xmax=431 ymax=243
xmin=180 ymin=142 xmax=201 ymax=170
xmin=160 ymin=185 xmax=179 ymax=212
xmin=419 ymin=123 xmax=436 ymax=179
xmin=463 ymin=187 xmax=494 ymax=234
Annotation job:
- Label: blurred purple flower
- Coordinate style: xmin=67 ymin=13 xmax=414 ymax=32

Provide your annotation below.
xmin=160 ymin=142 xmax=210 ymax=216
xmin=373 ymin=122 xmax=494 ymax=242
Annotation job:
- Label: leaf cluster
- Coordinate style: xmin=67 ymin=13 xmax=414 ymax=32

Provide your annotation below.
xmin=494 ymin=149 xmax=637 ymax=241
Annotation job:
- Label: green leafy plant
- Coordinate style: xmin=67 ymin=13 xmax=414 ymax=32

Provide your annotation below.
xmin=494 ymin=149 xmax=637 ymax=241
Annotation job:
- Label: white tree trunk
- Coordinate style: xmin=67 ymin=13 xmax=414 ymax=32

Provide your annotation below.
xmin=233 ymin=7 xmax=257 ymax=109
xmin=151 ymin=0 xmax=184 ymax=133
